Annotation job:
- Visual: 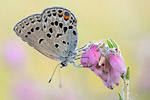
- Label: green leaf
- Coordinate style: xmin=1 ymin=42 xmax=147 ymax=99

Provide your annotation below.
xmin=110 ymin=38 xmax=118 ymax=48
xmin=121 ymin=74 xmax=124 ymax=79
xmin=118 ymin=93 xmax=123 ymax=100
xmin=107 ymin=40 xmax=113 ymax=48
xmin=126 ymin=66 xmax=130 ymax=80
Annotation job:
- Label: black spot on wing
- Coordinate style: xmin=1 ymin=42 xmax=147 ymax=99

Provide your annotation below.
xmin=44 ymin=25 xmax=46 ymax=29
xmin=19 ymin=30 xmax=21 ymax=33
xmin=22 ymin=26 xmax=24 ymax=29
xmin=37 ymin=20 xmax=41 ymax=22
xmin=69 ymin=26 xmax=73 ymax=29
xmin=39 ymin=39 xmax=44 ymax=44
xmin=56 ymin=33 xmax=62 ymax=38
xmin=52 ymin=10 xmax=56 ymax=12
xmin=63 ymin=27 xmax=67 ymax=34
xmin=55 ymin=21 xmax=58 ymax=26
xmin=73 ymin=31 xmax=76 ymax=35
xmin=58 ymin=14 xmax=63 ymax=17
xmin=48 ymin=14 xmax=51 ymax=17
xmin=35 ymin=27 xmax=40 ymax=30
xmin=44 ymin=18 xmax=47 ymax=22
xmin=59 ymin=23 xmax=63 ymax=28
xmin=49 ymin=28 xmax=53 ymax=33
xmin=25 ymin=35 xmax=28 ymax=38
xmin=62 ymin=41 xmax=66 ymax=44
xmin=31 ymin=20 xmax=35 ymax=23
xmin=53 ymin=13 xmax=56 ymax=16
xmin=58 ymin=10 xmax=62 ymax=13
xmin=51 ymin=22 xmax=54 ymax=26
xmin=55 ymin=44 xmax=59 ymax=48
xmin=31 ymin=28 xmax=34 ymax=32
xmin=27 ymin=31 xmax=31 ymax=35
xmin=26 ymin=23 xmax=29 ymax=26
xmin=47 ymin=33 xmax=51 ymax=38
xmin=47 ymin=10 xmax=50 ymax=13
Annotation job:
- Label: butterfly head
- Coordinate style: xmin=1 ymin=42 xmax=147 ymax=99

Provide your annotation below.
xmin=60 ymin=61 xmax=68 ymax=67
xmin=60 ymin=50 xmax=78 ymax=68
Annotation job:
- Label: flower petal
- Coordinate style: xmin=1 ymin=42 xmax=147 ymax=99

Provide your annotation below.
xmin=110 ymin=54 xmax=126 ymax=75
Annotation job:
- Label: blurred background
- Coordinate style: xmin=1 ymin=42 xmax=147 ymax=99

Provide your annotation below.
xmin=0 ymin=0 xmax=150 ymax=100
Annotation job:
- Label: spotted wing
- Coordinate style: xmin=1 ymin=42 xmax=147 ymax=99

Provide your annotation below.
xmin=13 ymin=14 xmax=61 ymax=61
xmin=41 ymin=7 xmax=78 ymax=59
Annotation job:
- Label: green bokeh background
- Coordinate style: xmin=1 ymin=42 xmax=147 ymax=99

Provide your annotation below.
xmin=0 ymin=0 xmax=150 ymax=100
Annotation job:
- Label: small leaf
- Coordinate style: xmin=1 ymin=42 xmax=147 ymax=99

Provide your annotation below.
xmin=107 ymin=40 xmax=113 ymax=48
xmin=121 ymin=74 xmax=124 ymax=79
xmin=118 ymin=93 xmax=123 ymax=100
xmin=110 ymin=38 xmax=118 ymax=48
xmin=126 ymin=66 xmax=130 ymax=80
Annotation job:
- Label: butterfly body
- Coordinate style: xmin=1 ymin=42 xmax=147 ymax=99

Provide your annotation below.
xmin=14 ymin=7 xmax=78 ymax=68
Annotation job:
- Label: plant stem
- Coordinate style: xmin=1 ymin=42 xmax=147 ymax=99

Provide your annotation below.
xmin=122 ymin=79 xmax=130 ymax=100
xmin=127 ymin=80 xmax=130 ymax=100
xmin=122 ymin=79 xmax=126 ymax=100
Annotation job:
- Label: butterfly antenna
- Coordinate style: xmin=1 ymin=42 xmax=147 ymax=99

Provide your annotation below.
xmin=59 ymin=66 xmax=62 ymax=88
xmin=49 ymin=63 xmax=61 ymax=83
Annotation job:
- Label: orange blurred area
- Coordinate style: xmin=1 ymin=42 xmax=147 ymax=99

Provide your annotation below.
xmin=0 ymin=0 xmax=150 ymax=100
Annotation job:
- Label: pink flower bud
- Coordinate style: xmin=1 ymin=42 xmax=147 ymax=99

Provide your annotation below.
xmin=110 ymin=68 xmax=121 ymax=86
xmin=100 ymin=72 xmax=108 ymax=82
xmin=110 ymin=54 xmax=126 ymax=75
xmin=90 ymin=66 xmax=102 ymax=76
xmin=80 ymin=51 xmax=90 ymax=67
xmin=102 ymin=73 xmax=114 ymax=90
xmin=81 ymin=45 xmax=101 ymax=68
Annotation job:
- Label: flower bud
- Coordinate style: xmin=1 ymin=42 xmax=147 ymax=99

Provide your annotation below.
xmin=102 ymin=73 xmax=114 ymax=90
xmin=81 ymin=45 xmax=101 ymax=68
xmin=90 ymin=66 xmax=102 ymax=76
xmin=110 ymin=68 xmax=121 ymax=86
xmin=110 ymin=54 xmax=126 ymax=75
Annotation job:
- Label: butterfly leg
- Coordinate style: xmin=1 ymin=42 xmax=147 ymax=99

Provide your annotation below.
xmin=75 ymin=57 xmax=88 ymax=60
xmin=71 ymin=61 xmax=84 ymax=68
xmin=77 ymin=42 xmax=93 ymax=52
xmin=76 ymin=44 xmax=88 ymax=52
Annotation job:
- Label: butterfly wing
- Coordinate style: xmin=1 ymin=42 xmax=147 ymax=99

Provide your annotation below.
xmin=41 ymin=7 xmax=78 ymax=59
xmin=13 ymin=14 xmax=61 ymax=61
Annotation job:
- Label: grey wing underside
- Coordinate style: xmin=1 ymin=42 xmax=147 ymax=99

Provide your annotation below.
xmin=13 ymin=14 xmax=61 ymax=61
xmin=14 ymin=7 xmax=78 ymax=62
xmin=41 ymin=7 xmax=78 ymax=58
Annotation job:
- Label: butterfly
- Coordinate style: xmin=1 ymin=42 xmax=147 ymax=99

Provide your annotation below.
xmin=14 ymin=7 xmax=80 ymax=82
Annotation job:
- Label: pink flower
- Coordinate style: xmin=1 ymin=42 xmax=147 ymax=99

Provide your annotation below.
xmin=80 ymin=41 xmax=126 ymax=90
xmin=102 ymin=73 xmax=114 ymax=90
xmin=110 ymin=68 xmax=121 ymax=86
xmin=81 ymin=45 xmax=101 ymax=68
xmin=2 ymin=38 xmax=27 ymax=67
xmin=110 ymin=54 xmax=126 ymax=75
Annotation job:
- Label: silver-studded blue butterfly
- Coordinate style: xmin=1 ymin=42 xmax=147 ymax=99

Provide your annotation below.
xmin=14 ymin=7 xmax=79 ymax=82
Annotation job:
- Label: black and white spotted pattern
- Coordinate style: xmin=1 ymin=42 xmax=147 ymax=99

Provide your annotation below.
xmin=14 ymin=7 xmax=78 ymax=62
